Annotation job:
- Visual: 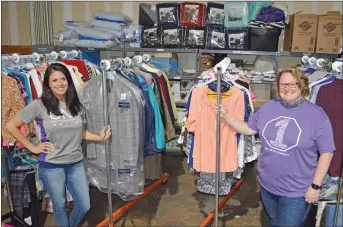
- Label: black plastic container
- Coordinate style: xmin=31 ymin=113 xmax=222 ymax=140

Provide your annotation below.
xmin=248 ymin=27 xmax=282 ymax=51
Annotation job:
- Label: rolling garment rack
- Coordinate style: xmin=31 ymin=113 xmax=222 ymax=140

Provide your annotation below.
xmin=29 ymin=45 xmax=339 ymax=226
xmin=96 ymin=57 xmax=169 ymax=227
xmin=199 ymin=58 xmax=244 ymax=227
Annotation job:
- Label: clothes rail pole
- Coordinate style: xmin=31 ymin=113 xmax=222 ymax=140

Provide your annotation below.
xmin=96 ymin=57 xmax=170 ymax=227
xmin=215 ymin=66 xmax=223 ymax=227
xmin=333 ymin=167 xmax=343 ymax=227
xmin=99 ymin=59 xmax=113 ymax=227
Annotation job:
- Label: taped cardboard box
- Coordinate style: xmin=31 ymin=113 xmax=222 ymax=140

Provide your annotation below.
xmin=283 ymin=12 xmax=318 ymax=53
xmin=315 ymin=11 xmax=342 ymax=54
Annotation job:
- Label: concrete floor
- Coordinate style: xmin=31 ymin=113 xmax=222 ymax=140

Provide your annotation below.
xmin=2 ymin=155 xmax=268 ymax=226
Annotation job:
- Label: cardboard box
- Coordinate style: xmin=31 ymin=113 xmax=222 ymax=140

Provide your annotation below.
xmin=283 ymin=13 xmax=318 ymax=53
xmin=315 ymin=11 xmax=342 ymax=54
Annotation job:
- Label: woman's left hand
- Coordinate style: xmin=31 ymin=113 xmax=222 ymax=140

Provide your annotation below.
xmin=99 ymin=125 xmax=112 ymax=141
xmin=305 ymin=186 xmax=320 ymax=203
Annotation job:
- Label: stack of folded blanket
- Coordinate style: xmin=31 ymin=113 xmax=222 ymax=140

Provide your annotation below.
xmin=55 ymin=12 xmax=133 ymax=49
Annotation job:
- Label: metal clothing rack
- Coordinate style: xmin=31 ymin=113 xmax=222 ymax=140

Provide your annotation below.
xmin=28 ymin=45 xmax=340 ymax=226
xmin=96 ymin=59 xmax=169 ymax=227
xmin=333 ymin=166 xmax=343 ymax=227
xmin=1 ymin=149 xmax=30 ymax=227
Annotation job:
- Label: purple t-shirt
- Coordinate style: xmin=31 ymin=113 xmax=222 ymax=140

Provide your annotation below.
xmin=248 ymin=100 xmax=335 ymax=197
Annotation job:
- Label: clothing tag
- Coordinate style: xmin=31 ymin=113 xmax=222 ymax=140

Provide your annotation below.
xmin=118 ymin=102 xmax=130 ymax=108
xmin=107 ymin=73 xmax=115 ymax=80
xmin=120 ymin=93 xmax=127 ymax=100
xmin=118 ymin=169 xmax=130 ymax=174
xmin=59 ymin=34 xmax=64 ymax=42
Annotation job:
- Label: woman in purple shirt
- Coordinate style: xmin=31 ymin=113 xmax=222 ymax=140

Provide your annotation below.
xmin=216 ymin=68 xmax=335 ymax=227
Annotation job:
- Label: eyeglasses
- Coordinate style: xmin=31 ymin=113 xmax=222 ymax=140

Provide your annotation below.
xmin=279 ymin=83 xmax=298 ymax=89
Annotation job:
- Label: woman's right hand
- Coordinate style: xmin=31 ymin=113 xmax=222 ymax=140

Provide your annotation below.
xmin=215 ymin=104 xmax=229 ymax=120
xmin=30 ymin=142 xmax=55 ymax=155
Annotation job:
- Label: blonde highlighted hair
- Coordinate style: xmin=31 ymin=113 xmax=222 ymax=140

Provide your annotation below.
xmin=273 ymin=68 xmax=310 ymax=98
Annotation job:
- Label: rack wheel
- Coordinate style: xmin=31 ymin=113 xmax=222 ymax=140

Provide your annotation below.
xmin=162 ymin=180 xmax=168 ymax=185
xmin=316 ymin=58 xmax=325 ymax=68
xmin=332 ymin=61 xmax=342 ymax=73
xmin=12 ymin=53 xmax=20 ymax=63
xmin=71 ymin=50 xmax=79 ymax=58
xmin=309 ymin=57 xmax=317 ymax=66
xmin=60 ymin=51 xmax=68 ymax=59
xmin=32 ymin=52 xmax=40 ymax=62
xmin=124 ymin=57 xmax=132 ymax=67
xmin=301 ymin=55 xmax=309 ymax=64
xmin=142 ymin=54 xmax=151 ymax=62
xmin=100 ymin=60 xmax=111 ymax=71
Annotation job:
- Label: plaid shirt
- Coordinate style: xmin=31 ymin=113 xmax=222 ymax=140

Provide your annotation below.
xmin=83 ymin=72 xmax=146 ymax=198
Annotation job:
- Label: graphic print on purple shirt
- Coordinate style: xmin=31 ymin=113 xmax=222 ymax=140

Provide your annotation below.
xmin=262 ymin=116 xmax=302 ymax=156
xmin=248 ymin=100 xmax=335 ymax=198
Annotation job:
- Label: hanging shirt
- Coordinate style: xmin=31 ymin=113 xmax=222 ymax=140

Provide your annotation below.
xmin=188 ymin=85 xmax=244 ymax=173
xmin=1 ymin=73 xmax=29 ymax=144
xmin=8 ymin=70 xmax=32 ymax=104
xmin=83 ymin=74 xmax=144 ymax=169
xmin=136 ymin=74 xmax=166 ymax=152
xmin=248 ymin=99 xmax=335 ymax=197
xmin=309 ymin=75 xmax=335 ymax=103
xmin=316 ymin=78 xmax=343 ymax=177
xmin=61 ymin=59 xmax=90 ymax=81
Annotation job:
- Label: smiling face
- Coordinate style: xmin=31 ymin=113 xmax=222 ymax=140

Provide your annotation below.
xmin=278 ymin=72 xmax=302 ymax=102
xmin=49 ymin=70 xmax=68 ymax=100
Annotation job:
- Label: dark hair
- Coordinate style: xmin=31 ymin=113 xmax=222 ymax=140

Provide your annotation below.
xmin=41 ymin=63 xmax=82 ymax=117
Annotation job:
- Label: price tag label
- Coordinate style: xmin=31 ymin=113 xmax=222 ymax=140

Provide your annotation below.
xmin=120 ymin=93 xmax=127 ymax=100
xmin=233 ymin=51 xmax=241 ymax=54
xmin=157 ymin=49 xmax=164 ymax=52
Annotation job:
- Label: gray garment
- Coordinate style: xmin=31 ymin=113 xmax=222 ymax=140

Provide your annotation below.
xmin=83 ymin=72 xmax=144 ymax=169
xmin=83 ymin=72 xmax=146 ymax=200
xmin=18 ymin=99 xmax=83 ymax=164
xmin=144 ymin=152 xmax=162 ymax=180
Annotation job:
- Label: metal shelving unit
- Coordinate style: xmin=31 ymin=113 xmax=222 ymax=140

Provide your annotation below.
xmin=199 ymin=49 xmax=277 ymax=56
xmin=279 ymin=51 xmax=338 ymax=58
xmin=38 ymin=45 xmax=338 ymax=78
xmin=124 ymin=47 xmax=198 ymax=54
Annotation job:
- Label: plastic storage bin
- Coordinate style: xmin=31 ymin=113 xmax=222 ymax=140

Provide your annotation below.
xmin=248 ymin=27 xmax=281 ymax=51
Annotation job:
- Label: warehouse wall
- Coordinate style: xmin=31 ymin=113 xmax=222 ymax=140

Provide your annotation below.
xmin=2 ymin=1 xmax=343 ymax=45
xmin=2 ymin=1 xmax=342 ymax=102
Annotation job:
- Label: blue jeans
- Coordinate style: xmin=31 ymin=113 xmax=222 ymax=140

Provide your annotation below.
xmin=39 ymin=161 xmax=90 ymax=227
xmin=260 ymin=185 xmax=309 ymax=227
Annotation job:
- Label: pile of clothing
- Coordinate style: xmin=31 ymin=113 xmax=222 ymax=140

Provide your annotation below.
xmin=55 ymin=12 xmax=133 ymax=49
xmin=248 ymin=2 xmax=287 ymax=28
